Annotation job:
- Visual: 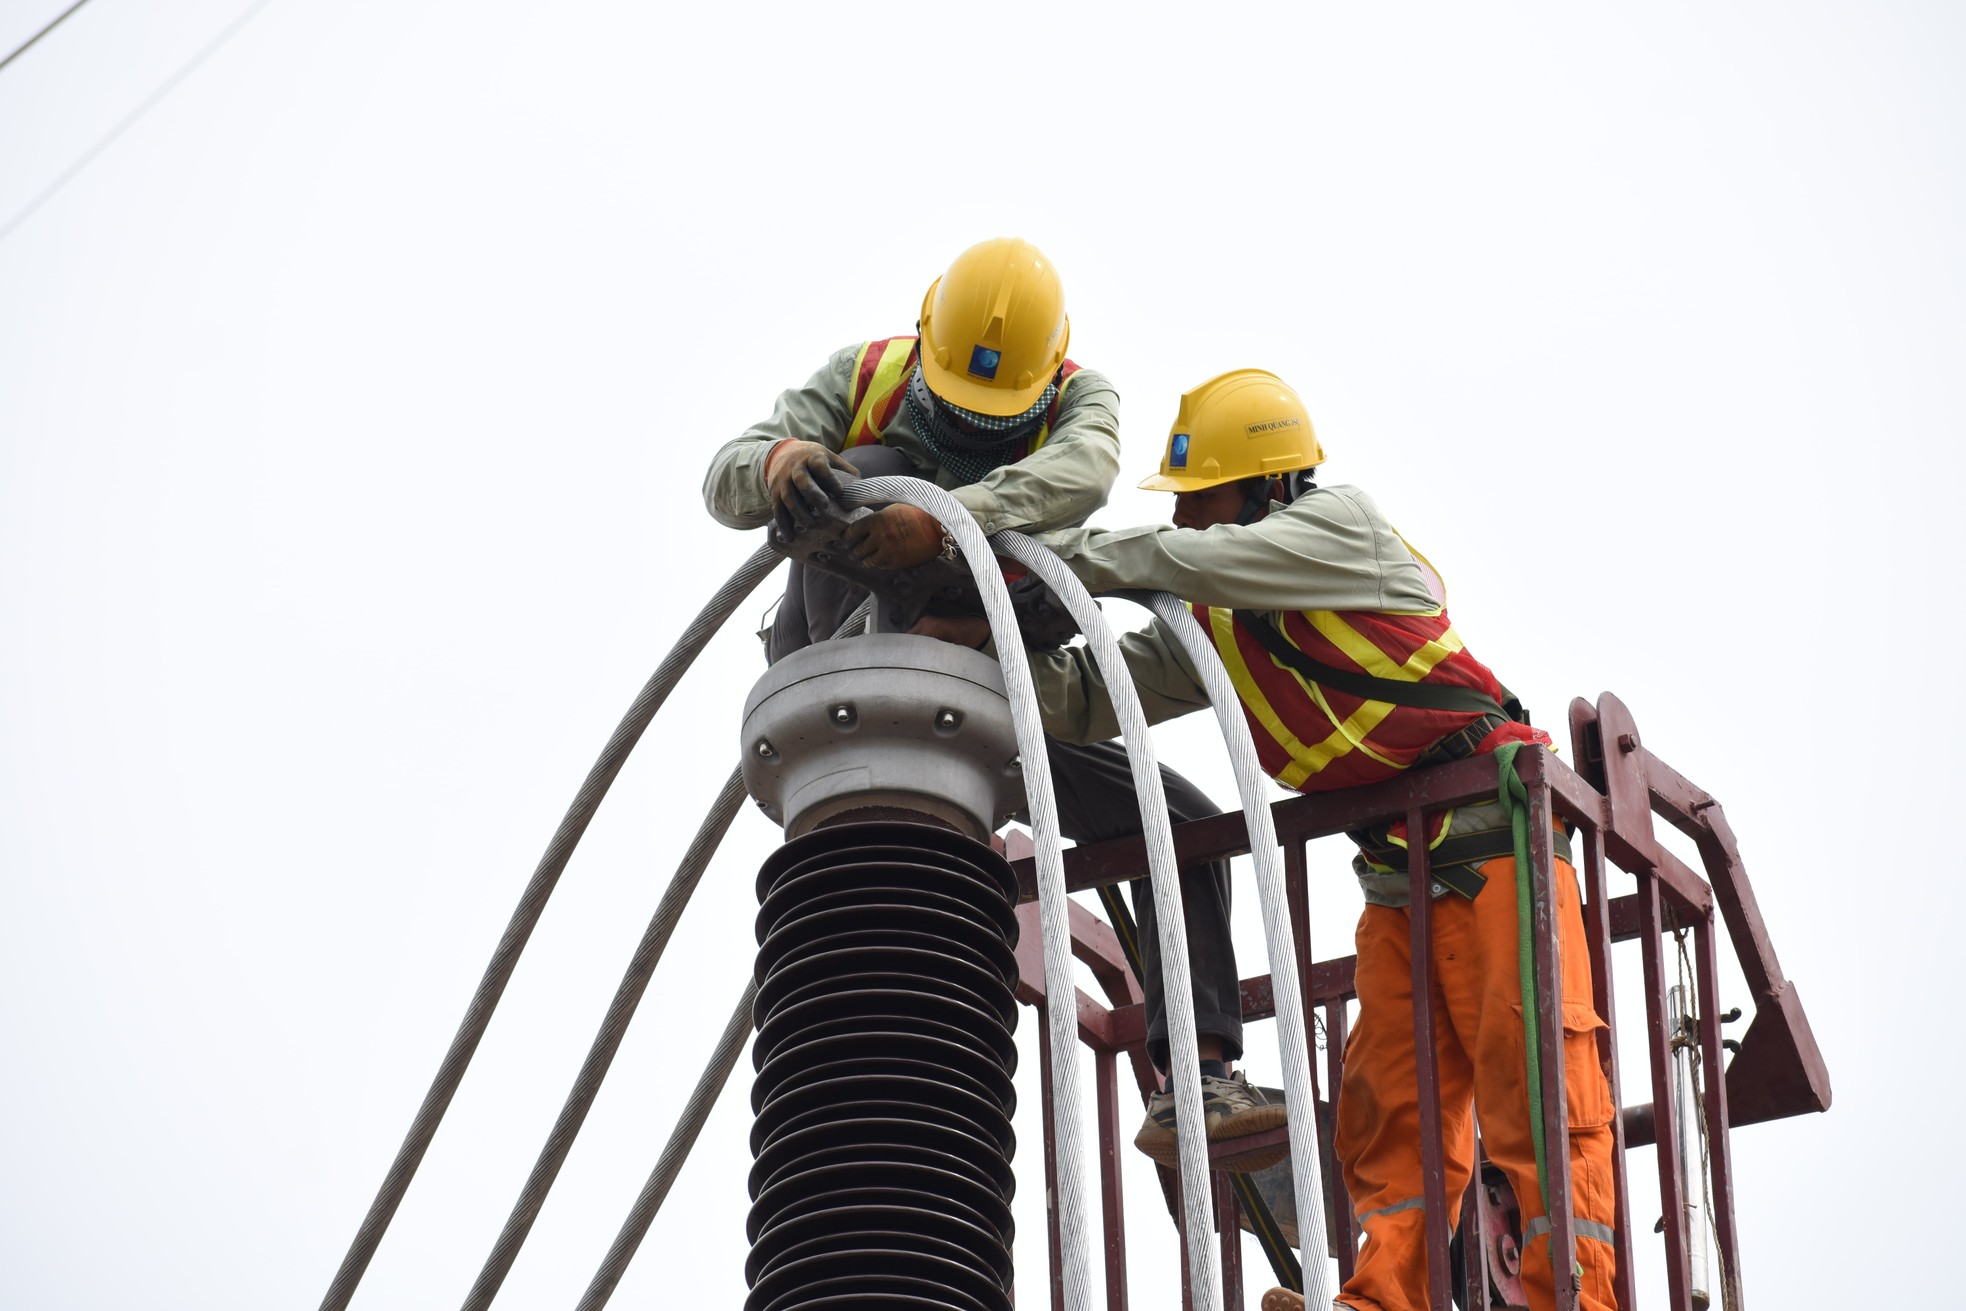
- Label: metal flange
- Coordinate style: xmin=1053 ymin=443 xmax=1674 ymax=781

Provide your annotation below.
xmin=740 ymin=635 xmax=1025 ymax=841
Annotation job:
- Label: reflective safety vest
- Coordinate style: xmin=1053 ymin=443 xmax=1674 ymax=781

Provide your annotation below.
xmin=1194 ymin=588 xmax=1542 ymax=797
xmin=845 ymin=335 xmax=1083 ymax=455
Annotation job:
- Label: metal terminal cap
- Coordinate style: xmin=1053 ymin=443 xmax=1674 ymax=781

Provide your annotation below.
xmin=740 ymin=635 xmax=1025 ymax=841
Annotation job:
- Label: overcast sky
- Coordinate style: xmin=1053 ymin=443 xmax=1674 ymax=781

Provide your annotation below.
xmin=3 ymin=2 xmax=1961 ymax=1307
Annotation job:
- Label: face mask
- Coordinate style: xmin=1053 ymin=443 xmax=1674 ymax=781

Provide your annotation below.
xmin=905 ymin=366 xmax=1055 ymax=454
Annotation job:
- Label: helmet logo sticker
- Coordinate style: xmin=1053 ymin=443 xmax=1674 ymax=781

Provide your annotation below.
xmin=967 ymin=346 xmax=1001 ymax=380
xmin=1169 ymin=433 xmax=1191 ymax=468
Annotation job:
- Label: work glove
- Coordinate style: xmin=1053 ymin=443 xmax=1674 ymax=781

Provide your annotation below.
xmin=764 ymin=439 xmax=859 ymax=534
xmin=1007 ymin=574 xmax=1080 ymax=649
xmin=845 ymin=503 xmax=948 ymax=570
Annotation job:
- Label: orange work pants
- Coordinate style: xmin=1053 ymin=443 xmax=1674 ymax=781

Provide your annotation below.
xmin=1334 ymin=855 xmax=1619 ymax=1311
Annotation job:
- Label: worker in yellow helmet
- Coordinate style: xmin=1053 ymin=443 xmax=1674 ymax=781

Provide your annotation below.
xmin=703 ymin=237 xmax=1121 ymax=661
xmin=919 ymin=369 xmax=1619 ymax=1311
xmin=704 ymin=243 xmax=1254 ymax=1157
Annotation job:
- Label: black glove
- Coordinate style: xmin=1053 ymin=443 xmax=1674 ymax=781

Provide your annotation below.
xmin=1008 ymin=574 xmax=1080 ymax=649
xmin=764 ymin=440 xmax=859 ymax=535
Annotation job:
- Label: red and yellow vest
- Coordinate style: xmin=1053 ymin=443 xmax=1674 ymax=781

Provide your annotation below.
xmin=845 ymin=336 xmax=1083 ymax=456
xmin=1194 ymin=590 xmax=1542 ymax=797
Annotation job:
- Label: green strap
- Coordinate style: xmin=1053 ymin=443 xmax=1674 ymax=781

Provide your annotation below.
xmin=1493 ymin=742 xmax=1551 ymax=1216
xmin=1495 ymin=745 xmax=1585 ymax=1281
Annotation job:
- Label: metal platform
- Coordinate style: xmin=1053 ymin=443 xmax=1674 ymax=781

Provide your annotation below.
xmin=1005 ymin=692 xmax=1828 ymax=1311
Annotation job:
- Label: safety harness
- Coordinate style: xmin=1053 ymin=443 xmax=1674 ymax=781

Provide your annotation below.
xmin=843 ymin=335 xmax=1082 ymax=458
xmin=1240 ymin=612 xmax=1571 ymax=1263
xmin=1235 ymin=609 xmax=1513 ymax=718
xmin=1231 ymin=608 xmax=1547 ymax=897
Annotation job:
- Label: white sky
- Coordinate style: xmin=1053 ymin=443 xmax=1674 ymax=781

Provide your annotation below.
xmin=3 ymin=2 xmax=1960 ymax=1307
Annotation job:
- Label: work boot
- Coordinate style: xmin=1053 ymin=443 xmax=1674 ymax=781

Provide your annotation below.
xmin=1132 ymin=1071 xmax=1289 ymax=1172
xmin=1258 ymin=1290 xmax=1305 ymax=1311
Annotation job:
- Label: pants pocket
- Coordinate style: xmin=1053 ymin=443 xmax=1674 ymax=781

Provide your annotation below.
xmin=1560 ymin=1002 xmax=1614 ymax=1130
xmin=1510 ymin=1001 xmax=1614 ymax=1131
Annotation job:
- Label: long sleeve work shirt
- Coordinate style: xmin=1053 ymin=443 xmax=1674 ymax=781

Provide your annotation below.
xmin=1026 ymin=485 xmax=1557 ymax=907
xmin=701 ymin=342 xmax=1122 ymax=535
xmin=1025 ymin=484 xmax=1437 ymax=745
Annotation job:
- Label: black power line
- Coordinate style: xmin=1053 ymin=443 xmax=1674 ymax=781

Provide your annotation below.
xmin=0 ymin=0 xmax=279 ymax=244
xmin=0 ymin=0 xmax=94 ymax=75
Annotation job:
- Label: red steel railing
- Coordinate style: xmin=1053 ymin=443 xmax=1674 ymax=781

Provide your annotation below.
xmin=1006 ymin=692 xmax=1829 ymax=1311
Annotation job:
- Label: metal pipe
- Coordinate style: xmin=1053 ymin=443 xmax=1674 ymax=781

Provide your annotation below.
xmin=1523 ymin=753 xmax=1579 ymax=1310
xmin=1668 ymin=984 xmax=1711 ymax=1309
xmin=1639 ymin=884 xmax=1693 ymax=1309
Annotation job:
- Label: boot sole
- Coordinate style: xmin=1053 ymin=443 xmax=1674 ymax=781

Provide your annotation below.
xmin=1208 ymin=1104 xmax=1291 ymax=1174
xmin=1133 ymin=1120 xmax=1180 ymax=1168
xmin=1135 ymin=1105 xmax=1292 ymax=1173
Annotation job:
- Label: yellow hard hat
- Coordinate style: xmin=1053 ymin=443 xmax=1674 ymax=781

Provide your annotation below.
xmin=918 ymin=238 xmax=1070 ymax=417
xmin=1138 ymin=368 xmax=1326 ymax=493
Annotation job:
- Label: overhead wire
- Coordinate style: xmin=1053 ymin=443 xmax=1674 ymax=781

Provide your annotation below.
xmin=576 ymin=980 xmax=757 ymax=1311
xmin=0 ymin=0 xmax=95 ymax=75
xmin=0 ymin=0 xmax=280 ymax=244
xmin=465 ymin=598 xmax=875 ymax=1308
xmin=316 ymin=543 xmax=783 ymax=1311
xmin=458 ymin=769 xmax=750 ymax=1311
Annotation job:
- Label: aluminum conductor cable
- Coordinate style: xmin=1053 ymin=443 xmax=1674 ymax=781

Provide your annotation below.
xmin=463 ymin=585 xmax=881 ymax=1309
xmin=572 ymin=602 xmax=878 ymax=1311
xmin=317 ymin=542 xmax=783 ymax=1311
xmin=1136 ymin=589 xmax=1335 ymax=1306
xmin=837 ymin=476 xmax=1094 ymax=1311
xmin=991 ymin=532 xmax=1223 ymax=1310
xmin=459 ymin=771 xmax=748 ymax=1311
xmin=577 ymin=980 xmax=758 ymax=1311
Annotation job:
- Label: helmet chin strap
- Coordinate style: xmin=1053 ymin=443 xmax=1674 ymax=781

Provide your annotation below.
xmin=1233 ymin=481 xmax=1272 ymax=527
xmin=1233 ymin=470 xmax=1317 ymax=525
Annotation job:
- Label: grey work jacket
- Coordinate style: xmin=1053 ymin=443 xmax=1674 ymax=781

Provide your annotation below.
xmin=1025 ymin=485 xmax=1554 ymax=906
xmin=701 ymin=342 xmax=1122 ymax=535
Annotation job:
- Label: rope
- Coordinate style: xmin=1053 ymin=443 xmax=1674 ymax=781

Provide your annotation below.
xmin=835 ymin=479 xmax=1094 ymax=1311
xmin=458 ymin=770 xmax=748 ymax=1309
xmin=316 ymin=543 xmax=781 ymax=1311
xmin=989 ymin=537 xmax=1221 ymax=1310
xmin=1137 ymin=589 xmax=1335 ymax=1305
xmin=575 ymin=981 xmax=757 ymax=1311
